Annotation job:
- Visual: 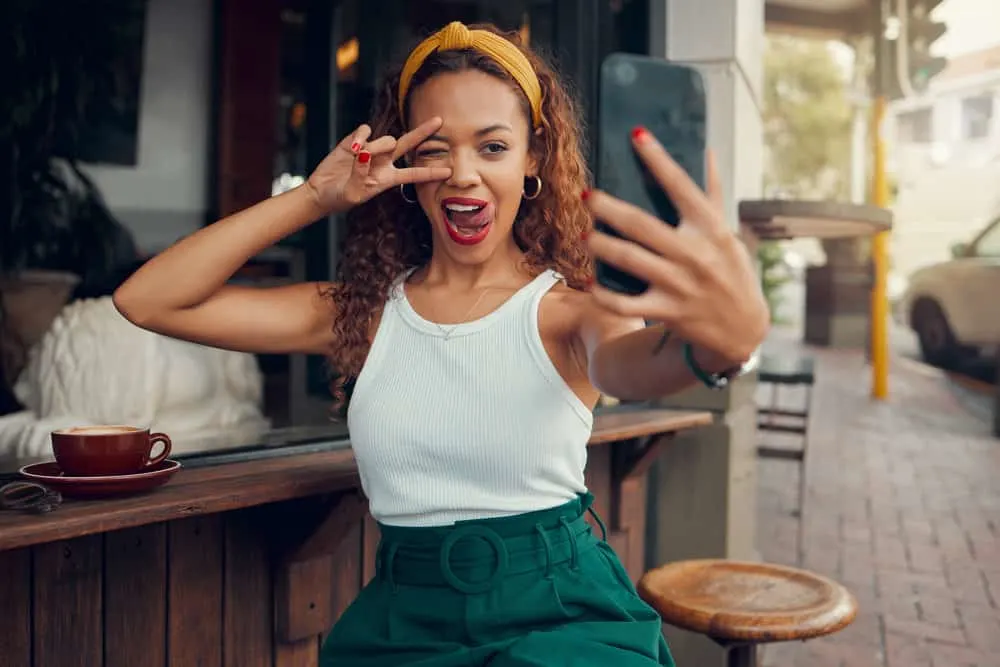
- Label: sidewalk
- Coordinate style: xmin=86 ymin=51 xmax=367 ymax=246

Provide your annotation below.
xmin=756 ymin=338 xmax=1000 ymax=667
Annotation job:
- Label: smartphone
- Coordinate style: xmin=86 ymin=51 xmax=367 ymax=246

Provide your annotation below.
xmin=595 ymin=53 xmax=708 ymax=295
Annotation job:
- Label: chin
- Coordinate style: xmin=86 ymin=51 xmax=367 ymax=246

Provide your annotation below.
xmin=446 ymin=244 xmax=503 ymax=266
xmin=435 ymin=225 xmax=506 ymax=264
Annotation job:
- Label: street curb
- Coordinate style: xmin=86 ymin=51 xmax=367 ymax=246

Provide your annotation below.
xmin=891 ymin=355 xmax=995 ymax=426
xmin=893 ymin=354 xmax=946 ymax=379
xmin=894 ymin=355 xmax=996 ymax=396
xmin=946 ymin=371 xmax=996 ymax=397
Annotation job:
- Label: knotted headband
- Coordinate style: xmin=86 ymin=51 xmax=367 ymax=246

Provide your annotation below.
xmin=397 ymin=21 xmax=543 ymax=127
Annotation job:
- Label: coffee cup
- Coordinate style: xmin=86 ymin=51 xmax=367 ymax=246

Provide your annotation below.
xmin=51 ymin=426 xmax=172 ymax=477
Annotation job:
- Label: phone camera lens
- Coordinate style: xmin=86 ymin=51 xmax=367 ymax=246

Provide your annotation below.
xmin=614 ymin=62 xmax=638 ymax=86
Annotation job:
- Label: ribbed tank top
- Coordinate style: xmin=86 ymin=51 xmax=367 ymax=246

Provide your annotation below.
xmin=347 ymin=269 xmax=594 ymax=527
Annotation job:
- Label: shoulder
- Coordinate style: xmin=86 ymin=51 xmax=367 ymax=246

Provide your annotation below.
xmin=538 ymin=280 xmax=589 ymax=328
xmin=538 ymin=280 xmax=623 ymax=341
xmin=542 ymin=278 xmax=643 ymax=347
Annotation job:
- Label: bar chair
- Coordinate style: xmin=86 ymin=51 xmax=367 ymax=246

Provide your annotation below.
xmin=756 ymin=352 xmax=816 ymax=517
xmin=638 ymin=559 xmax=857 ymax=667
xmin=756 ymin=352 xmax=816 ymax=459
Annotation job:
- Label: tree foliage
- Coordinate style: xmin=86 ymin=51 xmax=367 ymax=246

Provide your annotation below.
xmin=759 ymin=35 xmax=857 ymax=321
xmin=763 ymin=35 xmax=853 ymax=200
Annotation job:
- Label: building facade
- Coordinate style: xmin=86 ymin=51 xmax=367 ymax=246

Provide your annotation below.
xmin=887 ymin=44 xmax=1000 ymax=278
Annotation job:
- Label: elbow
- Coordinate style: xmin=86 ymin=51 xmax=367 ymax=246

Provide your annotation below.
xmin=111 ymin=286 xmax=151 ymax=329
xmin=589 ymin=342 xmax=694 ymax=402
xmin=589 ymin=348 xmax=646 ymax=402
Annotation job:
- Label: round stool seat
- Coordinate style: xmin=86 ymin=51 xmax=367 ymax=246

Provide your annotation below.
xmin=638 ymin=559 xmax=857 ymax=644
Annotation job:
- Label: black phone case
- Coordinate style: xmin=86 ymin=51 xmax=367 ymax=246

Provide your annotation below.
xmin=595 ymin=53 xmax=708 ymax=295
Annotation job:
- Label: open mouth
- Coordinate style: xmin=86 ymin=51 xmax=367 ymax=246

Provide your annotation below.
xmin=441 ymin=197 xmax=493 ymax=246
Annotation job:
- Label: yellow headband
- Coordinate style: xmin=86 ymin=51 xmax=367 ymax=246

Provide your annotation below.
xmin=397 ymin=22 xmax=543 ymax=127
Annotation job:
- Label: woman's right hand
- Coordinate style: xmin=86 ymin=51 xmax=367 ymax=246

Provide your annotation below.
xmin=304 ymin=116 xmax=451 ymax=215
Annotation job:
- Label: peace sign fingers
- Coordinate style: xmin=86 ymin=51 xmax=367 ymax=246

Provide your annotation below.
xmin=393 ymin=116 xmax=445 ymax=160
xmin=389 ymin=116 xmax=453 ymax=186
xmin=306 ymin=118 xmax=452 ymax=213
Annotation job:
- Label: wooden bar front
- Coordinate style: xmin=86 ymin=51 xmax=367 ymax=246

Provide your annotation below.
xmin=0 ymin=408 xmax=710 ymax=667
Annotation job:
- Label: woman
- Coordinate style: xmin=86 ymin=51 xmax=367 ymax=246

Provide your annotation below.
xmin=114 ymin=21 xmax=767 ymax=667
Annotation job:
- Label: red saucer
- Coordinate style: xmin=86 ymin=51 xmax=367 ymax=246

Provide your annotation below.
xmin=19 ymin=460 xmax=181 ymax=499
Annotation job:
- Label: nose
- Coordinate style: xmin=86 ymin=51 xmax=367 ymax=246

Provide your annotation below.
xmin=446 ymin=149 xmax=482 ymax=189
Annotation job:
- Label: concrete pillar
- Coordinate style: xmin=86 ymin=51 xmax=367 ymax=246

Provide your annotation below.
xmin=646 ymin=377 xmax=761 ymax=667
xmin=994 ymin=349 xmax=1000 ymax=438
xmin=645 ymin=2 xmax=764 ymax=666
xmin=648 ymin=0 xmax=764 ymax=232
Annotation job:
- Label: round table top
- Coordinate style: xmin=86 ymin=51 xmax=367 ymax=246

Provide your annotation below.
xmin=637 ymin=559 xmax=858 ymax=644
xmin=739 ymin=199 xmax=893 ymax=240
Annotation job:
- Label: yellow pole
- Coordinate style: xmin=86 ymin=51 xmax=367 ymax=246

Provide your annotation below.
xmin=870 ymin=96 xmax=890 ymax=400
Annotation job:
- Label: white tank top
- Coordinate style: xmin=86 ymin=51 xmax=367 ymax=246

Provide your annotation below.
xmin=347 ymin=269 xmax=593 ymax=527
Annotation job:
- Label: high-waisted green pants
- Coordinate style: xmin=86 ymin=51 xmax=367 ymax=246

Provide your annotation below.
xmin=319 ymin=494 xmax=675 ymax=666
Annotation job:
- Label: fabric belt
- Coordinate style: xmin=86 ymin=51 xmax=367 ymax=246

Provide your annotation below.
xmin=375 ymin=493 xmax=608 ymax=594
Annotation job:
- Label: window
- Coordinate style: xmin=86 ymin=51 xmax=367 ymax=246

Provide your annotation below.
xmin=974 ymin=219 xmax=1000 ymax=257
xmin=897 ymin=108 xmax=933 ymax=144
xmin=961 ymin=94 xmax=994 ymax=141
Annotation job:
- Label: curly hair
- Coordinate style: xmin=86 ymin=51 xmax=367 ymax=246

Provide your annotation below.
xmin=325 ymin=24 xmax=592 ymax=412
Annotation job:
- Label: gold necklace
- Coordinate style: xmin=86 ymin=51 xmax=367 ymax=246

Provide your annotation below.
xmin=435 ymin=288 xmax=492 ymax=341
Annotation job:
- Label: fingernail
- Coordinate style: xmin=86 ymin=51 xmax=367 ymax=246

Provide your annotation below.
xmin=350 ymin=142 xmax=361 ymax=153
xmin=584 ymin=277 xmax=595 ymax=290
xmin=358 ymin=151 xmax=371 ymax=164
xmin=631 ymin=126 xmax=649 ymax=142
xmin=580 ymin=189 xmax=592 ymax=201
xmin=580 ymin=230 xmax=589 ymax=241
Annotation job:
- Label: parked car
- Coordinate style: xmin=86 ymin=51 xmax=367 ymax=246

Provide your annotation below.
xmin=898 ymin=215 xmax=1000 ymax=367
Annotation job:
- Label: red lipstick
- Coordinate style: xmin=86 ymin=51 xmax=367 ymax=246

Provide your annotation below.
xmin=440 ymin=197 xmax=493 ymax=246
xmin=442 ymin=197 xmax=488 ymax=207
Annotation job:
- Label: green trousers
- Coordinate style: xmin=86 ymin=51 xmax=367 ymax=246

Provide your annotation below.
xmin=320 ymin=494 xmax=675 ymax=666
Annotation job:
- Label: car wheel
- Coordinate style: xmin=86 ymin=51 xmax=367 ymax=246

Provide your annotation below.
xmin=912 ymin=299 xmax=961 ymax=368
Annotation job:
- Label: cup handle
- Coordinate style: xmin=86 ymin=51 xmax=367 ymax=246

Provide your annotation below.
xmin=146 ymin=433 xmax=172 ymax=468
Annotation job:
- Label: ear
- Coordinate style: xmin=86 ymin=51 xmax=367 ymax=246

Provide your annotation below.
xmin=526 ymin=126 xmax=544 ymax=176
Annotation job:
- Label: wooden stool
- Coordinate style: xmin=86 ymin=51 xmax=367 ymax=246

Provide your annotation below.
xmin=638 ymin=559 xmax=857 ymax=667
xmin=756 ymin=352 xmax=816 ymax=519
xmin=757 ymin=352 xmax=816 ymax=458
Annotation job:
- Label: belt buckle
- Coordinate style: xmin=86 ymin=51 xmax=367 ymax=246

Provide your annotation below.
xmin=439 ymin=525 xmax=509 ymax=594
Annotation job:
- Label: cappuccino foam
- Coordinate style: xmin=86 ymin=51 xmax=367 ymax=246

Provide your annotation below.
xmin=55 ymin=425 xmax=141 ymax=436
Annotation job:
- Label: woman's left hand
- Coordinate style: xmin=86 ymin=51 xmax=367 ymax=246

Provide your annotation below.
xmin=582 ymin=128 xmax=769 ymax=369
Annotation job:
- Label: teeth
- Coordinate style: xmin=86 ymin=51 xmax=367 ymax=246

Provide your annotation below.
xmin=444 ymin=203 xmax=483 ymax=212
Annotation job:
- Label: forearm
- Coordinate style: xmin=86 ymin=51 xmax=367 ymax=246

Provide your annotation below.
xmin=114 ymin=185 xmax=325 ymax=318
xmin=590 ymin=325 xmax=739 ymax=400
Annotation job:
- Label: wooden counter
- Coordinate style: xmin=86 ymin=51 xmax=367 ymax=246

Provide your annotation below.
xmin=0 ymin=408 xmax=711 ymax=667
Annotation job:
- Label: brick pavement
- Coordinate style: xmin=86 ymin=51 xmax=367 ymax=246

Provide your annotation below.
xmin=755 ymin=342 xmax=1000 ymax=667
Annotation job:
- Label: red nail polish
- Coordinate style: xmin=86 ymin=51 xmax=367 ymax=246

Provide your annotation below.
xmin=350 ymin=142 xmax=361 ymax=153
xmin=580 ymin=189 xmax=592 ymax=201
xmin=581 ymin=230 xmax=589 ymax=241
xmin=358 ymin=151 xmax=371 ymax=164
xmin=631 ymin=126 xmax=648 ymax=141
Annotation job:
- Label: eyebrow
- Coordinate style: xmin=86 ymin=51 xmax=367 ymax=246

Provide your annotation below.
xmin=422 ymin=124 xmax=515 ymax=143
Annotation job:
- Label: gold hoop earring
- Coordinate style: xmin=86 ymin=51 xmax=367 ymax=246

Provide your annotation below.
xmin=523 ymin=175 xmax=542 ymax=200
xmin=399 ymin=183 xmax=418 ymax=204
